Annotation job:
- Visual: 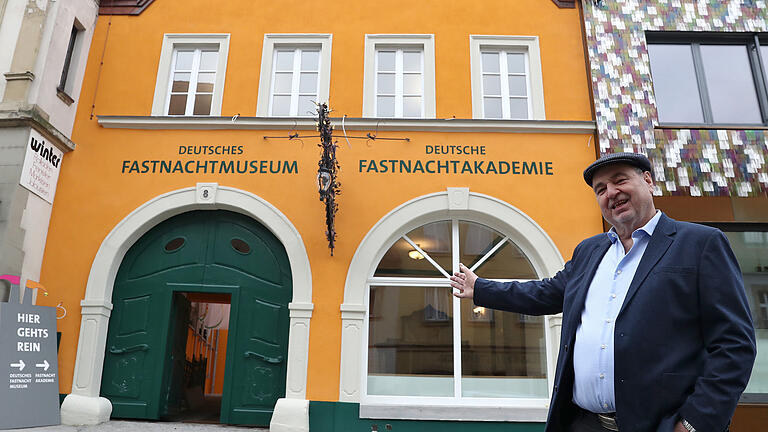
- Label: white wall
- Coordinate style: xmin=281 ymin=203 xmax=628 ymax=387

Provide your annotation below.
xmin=0 ymin=0 xmax=27 ymax=100
xmin=28 ymin=0 xmax=98 ymax=136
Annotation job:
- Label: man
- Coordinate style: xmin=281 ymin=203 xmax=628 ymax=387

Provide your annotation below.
xmin=451 ymin=153 xmax=756 ymax=432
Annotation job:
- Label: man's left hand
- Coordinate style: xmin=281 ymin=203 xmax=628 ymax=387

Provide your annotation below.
xmin=673 ymin=421 xmax=688 ymax=432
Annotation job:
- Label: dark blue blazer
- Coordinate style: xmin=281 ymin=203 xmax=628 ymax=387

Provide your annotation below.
xmin=474 ymin=214 xmax=756 ymax=432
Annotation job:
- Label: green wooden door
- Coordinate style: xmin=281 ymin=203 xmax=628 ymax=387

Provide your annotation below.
xmin=160 ymin=292 xmax=192 ymax=418
xmin=208 ymin=212 xmax=292 ymax=425
xmin=101 ymin=210 xmax=292 ymax=426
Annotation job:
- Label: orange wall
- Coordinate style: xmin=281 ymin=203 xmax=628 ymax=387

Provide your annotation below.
xmin=40 ymin=0 xmax=599 ymax=401
xmin=80 ymin=0 xmax=591 ymax=121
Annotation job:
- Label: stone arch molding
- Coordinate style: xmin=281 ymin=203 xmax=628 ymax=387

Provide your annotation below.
xmin=61 ymin=184 xmax=313 ymax=425
xmin=338 ymin=187 xmax=565 ymax=404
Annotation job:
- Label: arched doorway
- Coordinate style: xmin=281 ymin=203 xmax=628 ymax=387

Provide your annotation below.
xmin=100 ymin=210 xmax=292 ymax=426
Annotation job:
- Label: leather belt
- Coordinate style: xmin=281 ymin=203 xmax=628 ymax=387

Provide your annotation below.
xmin=575 ymin=405 xmax=619 ymax=432
xmin=596 ymin=413 xmax=619 ymax=432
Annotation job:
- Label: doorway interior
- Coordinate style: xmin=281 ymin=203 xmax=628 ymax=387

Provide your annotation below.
xmin=163 ymin=292 xmax=231 ymax=424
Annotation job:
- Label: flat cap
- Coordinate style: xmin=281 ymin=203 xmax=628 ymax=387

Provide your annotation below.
xmin=583 ymin=152 xmax=652 ymax=186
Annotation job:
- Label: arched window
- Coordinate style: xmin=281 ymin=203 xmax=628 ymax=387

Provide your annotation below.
xmin=365 ymin=218 xmax=548 ymax=401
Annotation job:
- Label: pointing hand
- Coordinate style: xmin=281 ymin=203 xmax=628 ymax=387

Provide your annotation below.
xmin=450 ymin=263 xmax=477 ymax=300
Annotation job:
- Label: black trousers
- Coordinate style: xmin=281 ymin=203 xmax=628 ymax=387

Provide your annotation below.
xmin=568 ymin=408 xmax=615 ymax=432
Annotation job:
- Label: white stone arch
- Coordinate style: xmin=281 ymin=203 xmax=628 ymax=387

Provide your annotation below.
xmin=61 ymin=184 xmax=313 ymax=425
xmin=338 ymin=187 xmax=565 ymax=411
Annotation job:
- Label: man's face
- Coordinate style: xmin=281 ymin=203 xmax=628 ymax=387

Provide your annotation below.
xmin=591 ymin=163 xmax=655 ymax=232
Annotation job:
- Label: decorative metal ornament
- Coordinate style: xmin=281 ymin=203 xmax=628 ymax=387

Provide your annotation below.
xmin=316 ymin=103 xmax=340 ymax=255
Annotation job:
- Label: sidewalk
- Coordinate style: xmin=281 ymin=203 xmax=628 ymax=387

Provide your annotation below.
xmin=13 ymin=421 xmax=268 ymax=432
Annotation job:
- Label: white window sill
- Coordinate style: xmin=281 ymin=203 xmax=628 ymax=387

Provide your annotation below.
xmin=359 ymin=402 xmax=549 ymax=422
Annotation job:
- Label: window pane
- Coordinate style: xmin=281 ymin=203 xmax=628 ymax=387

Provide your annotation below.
xmin=192 ymin=94 xmax=212 ymax=115
xmin=722 ymin=231 xmax=768 ymax=394
xmin=647 ymin=44 xmax=704 ymax=123
xmin=378 ymin=51 xmax=395 ymax=71
xmin=368 ymin=285 xmax=454 ymax=397
xmin=275 ymin=50 xmax=294 ymax=71
xmin=374 ymin=238 xmax=445 ymax=278
xmin=376 ymin=95 xmax=395 ymax=117
xmin=199 ymin=50 xmax=218 ymax=71
xmin=480 ymin=241 xmax=537 ymax=279
xmin=403 ymin=74 xmax=422 ymax=95
xmin=461 ymin=302 xmax=547 ymax=398
xmin=484 ymin=97 xmax=502 ymax=118
xmin=509 ymin=97 xmax=529 ymax=119
xmin=459 ymin=221 xmax=537 ymax=278
xmin=299 ymin=72 xmax=317 ymax=93
xmin=762 ymin=46 xmax=768 ymax=84
xmin=297 ymin=95 xmax=315 ymax=116
xmin=508 ymin=75 xmax=527 ymax=96
xmin=403 ymin=51 xmax=421 ymax=72
xmin=171 ymin=72 xmax=190 ymax=92
xmin=300 ymin=50 xmax=319 ymax=71
xmin=507 ymin=52 xmax=526 ymax=74
xmin=403 ymin=96 xmax=422 ymax=117
xmin=406 ymin=221 xmax=451 ymax=272
xmin=700 ymin=45 xmax=762 ymax=124
xmin=482 ymin=75 xmax=501 ymax=96
xmin=174 ymin=50 xmax=194 ymax=70
xmin=459 ymin=221 xmax=503 ymax=267
xmin=168 ymin=94 xmax=187 ymax=115
xmin=481 ymin=52 xmax=499 ymax=73
xmin=271 ymin=95 xmax=291 ymax=116
xmin=377 ymin=73 xmax=395 ymax=94
xmin=196 ymin=72 xmax=215 ymax=92
xmin=273 ymin=72 xmax=293 ymax=93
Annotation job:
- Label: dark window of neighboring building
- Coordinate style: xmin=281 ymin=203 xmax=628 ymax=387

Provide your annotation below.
xmin=58 ymin=21 xmax=84 ymax=103
xmin=647 ymin=33 xmax=768 ymax=126
xmin=702 ymin=224 xmax=768 ymax=402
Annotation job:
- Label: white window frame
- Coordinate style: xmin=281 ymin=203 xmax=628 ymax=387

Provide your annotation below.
xmin=469 ymin=35 xmax=546 ymax=120
xmin=256 ymin=34 xmax=332 ymax=117
xmin=268 ymin=47 xmax=322 ymax=117
xmin=151 ymin=34 xmax=230 ymax=116
xmin=363 ymin=34 xmax=436 ymax=118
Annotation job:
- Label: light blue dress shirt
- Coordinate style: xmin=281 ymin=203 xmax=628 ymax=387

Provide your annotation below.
xmin=572 ymin=210 xmax=662 ymax=413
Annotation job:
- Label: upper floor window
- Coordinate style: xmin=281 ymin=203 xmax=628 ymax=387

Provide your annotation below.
xmin=57 ymin=20 xmax=85 ymax=105
xmin=470 ymin=36 xmax=546 ymax=120
xmin=256 ymin=34 xmax=332 ymax=117
xmin=269 ymin=48 xmax=320 ymax=116
xmin=167 ymin=48 xmax=219 ymax=115
xmin=363 ymin=35 xmax=436 ymax=118
xmin=151 ymin=34 xmax=230 ymax=116
xmin=375 ymin=48 xmax=424 ymax=118
xmin=647 ymin=33 xmax=768 ymax=126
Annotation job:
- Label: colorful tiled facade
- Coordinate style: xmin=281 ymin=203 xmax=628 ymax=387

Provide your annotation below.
xmin=582 ymin=0 xmax=768 ymax=196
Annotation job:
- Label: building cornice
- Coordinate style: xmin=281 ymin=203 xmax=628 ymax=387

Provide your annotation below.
xmin=97 ymin=115 xmax=596 ymax=134
xmin=0 ymin=104 xmax=75 ymax=152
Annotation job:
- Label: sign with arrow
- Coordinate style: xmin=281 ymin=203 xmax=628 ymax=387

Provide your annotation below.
xmin=0 ymin=281 xmax=60 ymax=428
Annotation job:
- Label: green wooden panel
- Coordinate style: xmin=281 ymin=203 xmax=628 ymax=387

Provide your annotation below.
xmin=160 ymin=293 xmax=191 ymax=418
xmin=214 ymin=212 xmax=291 ymax=426
xmin=309 ymin=402 xmax=546 ymax=432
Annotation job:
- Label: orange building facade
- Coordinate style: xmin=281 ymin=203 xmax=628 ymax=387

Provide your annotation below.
xmin=39 ymin=0 xmax=601 ymax=430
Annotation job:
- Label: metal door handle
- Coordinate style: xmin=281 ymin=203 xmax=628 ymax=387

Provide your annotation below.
xmin=109 ymin=344 xmax=149 ymax=354
xmin=244 ymin=351 xmax=283 ymax=364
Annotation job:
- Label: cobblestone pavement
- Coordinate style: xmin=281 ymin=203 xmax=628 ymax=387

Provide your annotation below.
xmin=13 ymin=421 xmax=268 ymax=432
